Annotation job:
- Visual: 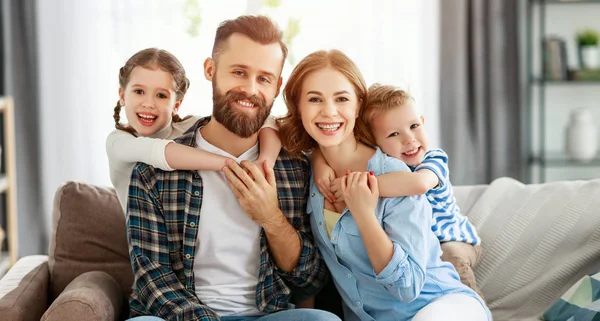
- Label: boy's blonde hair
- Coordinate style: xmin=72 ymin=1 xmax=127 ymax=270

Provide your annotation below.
xmin=361 ymin=83 xmax=415 ymax=146
xmin=362 ymin=83 xmax=416 ymax=127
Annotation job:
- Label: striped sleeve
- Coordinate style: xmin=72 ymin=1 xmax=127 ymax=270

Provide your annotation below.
xmin=414 ymin=149 xmax=449 ymax=190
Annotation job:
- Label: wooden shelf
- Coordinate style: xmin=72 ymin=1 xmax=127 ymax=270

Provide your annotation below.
xmin=529 ymin=153 xmax=600 ymax=167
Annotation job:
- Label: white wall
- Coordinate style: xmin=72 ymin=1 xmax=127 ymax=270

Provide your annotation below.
xmin=35 ymin=0 xmax=440 ymax=237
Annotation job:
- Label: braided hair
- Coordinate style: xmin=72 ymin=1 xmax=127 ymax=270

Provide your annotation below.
xmin=113 ymin=48 xmax=191 ymax=135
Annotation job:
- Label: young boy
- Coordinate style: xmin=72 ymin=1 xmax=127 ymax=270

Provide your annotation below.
xmin=313 ymin=83 xmax=485 ymax=300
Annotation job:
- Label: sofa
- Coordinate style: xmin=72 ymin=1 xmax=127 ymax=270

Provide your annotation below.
xmin=0 ymin=177 xmax=599 ymax=321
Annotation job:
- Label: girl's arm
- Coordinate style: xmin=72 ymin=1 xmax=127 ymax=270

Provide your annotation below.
xmin=254 ymin=116 xmax=282 ymax=176
xmin=165 ymin=142 xmax=230 ymax=171
xmin=256 ymin=127 xmax=282 ymax=168
xmin=376 ymin=169 xmax=439 ymax=197
xmin=106 ymin=129 xmax=230 ymax=172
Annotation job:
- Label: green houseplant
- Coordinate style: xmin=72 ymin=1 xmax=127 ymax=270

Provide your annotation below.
xmin=577 ymin=29 xmax=599 ymax=69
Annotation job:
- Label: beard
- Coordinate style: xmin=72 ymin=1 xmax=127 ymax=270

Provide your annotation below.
xmin=212 ymin=80 xmax=273 ymax=138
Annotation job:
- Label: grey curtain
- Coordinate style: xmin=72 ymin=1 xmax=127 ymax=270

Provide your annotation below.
xmin=2 ymin=0 xmax=46 ymax=257
xmin=440 ymin=0 xmax=524 ymax=185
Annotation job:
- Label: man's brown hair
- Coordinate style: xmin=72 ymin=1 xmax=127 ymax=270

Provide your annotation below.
xmin=212 ymin=15 xmax=288 ymax=63
xmin=278 ymin=50 xmax=374 ymax=157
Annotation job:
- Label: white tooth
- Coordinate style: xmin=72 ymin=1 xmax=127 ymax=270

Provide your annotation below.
xmin=238 ymin=100 xmax=254 ymax=107
xmin=317 ymin=123 xmax=341 ymax=130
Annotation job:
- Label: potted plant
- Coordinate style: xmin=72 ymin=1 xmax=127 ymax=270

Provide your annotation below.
xmin=577 ymin=29 xmax=599 ymax=69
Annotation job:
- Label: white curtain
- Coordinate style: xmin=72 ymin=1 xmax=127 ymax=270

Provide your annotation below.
xmin=36 ymin=0 xmax=439 ymax=235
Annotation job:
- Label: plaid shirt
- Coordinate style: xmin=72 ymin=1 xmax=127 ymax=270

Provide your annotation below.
xmin=127 ymin=117 xmax=327 ymax=321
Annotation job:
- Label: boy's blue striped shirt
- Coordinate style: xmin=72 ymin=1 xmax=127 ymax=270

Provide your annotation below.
xmin=412 ymin=149 xmax=481 ymax=245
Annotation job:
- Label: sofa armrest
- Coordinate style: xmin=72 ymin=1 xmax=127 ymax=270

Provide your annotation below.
xmin=41 ymin=271 xmax=124 ymax=321
xmin=0 ymin=255 xmax=50 ymax=321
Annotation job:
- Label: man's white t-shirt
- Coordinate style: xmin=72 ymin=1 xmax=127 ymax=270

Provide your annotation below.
xmin=193 ymin=130 xmax=263 ymax=316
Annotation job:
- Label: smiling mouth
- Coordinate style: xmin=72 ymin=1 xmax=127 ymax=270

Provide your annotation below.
xmin=316 ymin=122 xmax=342 ymax=131
xmin=403 ymin=147 xmax=421 ymax=156
xmin=137 ymin=113 xmax=157 ymax=123
xmin=236 ymin=100 xmax=255 ymax=108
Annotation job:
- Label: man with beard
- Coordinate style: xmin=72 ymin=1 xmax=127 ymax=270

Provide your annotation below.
xmin=125 ymin=15 xmax=339 ymax=321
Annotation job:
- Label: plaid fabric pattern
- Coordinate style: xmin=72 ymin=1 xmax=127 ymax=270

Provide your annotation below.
xmin=543 ymin=272 xmax=600 ymax=321
xmin=127 ymin=117 xmax=328 ymax=321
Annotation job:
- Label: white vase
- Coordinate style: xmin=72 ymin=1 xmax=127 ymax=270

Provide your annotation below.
xmin=581 ymin=46 xmax=599 ymax=69
xmin=565 ymin=108 xmax=598 ymax=162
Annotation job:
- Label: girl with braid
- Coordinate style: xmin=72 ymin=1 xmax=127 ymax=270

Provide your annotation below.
xmin=106 ymin=48 xmax=281 ymax=214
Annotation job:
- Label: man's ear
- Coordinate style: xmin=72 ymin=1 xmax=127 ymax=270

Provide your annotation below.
xmin=420 ymin=115 xmax=425 ymax=124
xmin=118 ymin=88 xmax=125 ymax=106
xmin=204 ymin=58 xmax=215 ymax=81
xmin=173 ymin=99 xmax=183 ymax=115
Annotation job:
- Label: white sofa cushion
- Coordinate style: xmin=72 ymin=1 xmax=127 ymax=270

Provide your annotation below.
xmin=465 ymin=177 xmax=600 ymax=321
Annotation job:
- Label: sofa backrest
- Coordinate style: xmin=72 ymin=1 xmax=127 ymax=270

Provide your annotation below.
xmin=457 ymin=177 xmax=600 ymax=320
xmin=47 ymin=181 xmax=132 ymax=301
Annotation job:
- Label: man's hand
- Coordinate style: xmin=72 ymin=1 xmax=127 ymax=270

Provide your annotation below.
xmin=341 ymin=171 xmax=379 ymax=220
xmin=223 ymin=159 xmax=283 ymax=230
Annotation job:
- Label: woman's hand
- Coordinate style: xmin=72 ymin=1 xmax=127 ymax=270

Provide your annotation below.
xmin=341 ymin=171 xmax=379 ymax=219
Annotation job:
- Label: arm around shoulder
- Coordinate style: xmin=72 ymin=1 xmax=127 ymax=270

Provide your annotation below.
xmin=106 ymin=129 xmax=173 ymax=171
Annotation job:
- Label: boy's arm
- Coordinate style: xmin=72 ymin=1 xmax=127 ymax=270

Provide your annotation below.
xmin=376 ymin=149 xmax=451 ymax=198
xmin=376 ymin=169 xmax=439 ymax=197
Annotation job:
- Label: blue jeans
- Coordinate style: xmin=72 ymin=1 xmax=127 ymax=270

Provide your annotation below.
xmin=221 ymin=309 xmax=341 ymax=321
xmin=127 ymin=309 xmax=340 ymax=321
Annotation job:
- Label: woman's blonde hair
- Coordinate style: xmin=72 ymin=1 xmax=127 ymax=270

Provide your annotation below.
xmin=278 ymin=49 xmax=374 ymax=156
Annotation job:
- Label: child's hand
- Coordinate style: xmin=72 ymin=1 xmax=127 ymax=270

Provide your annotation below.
xmin=341 ymin=171 xmax=379 ymax=219
xmin=331 ymin=177 xmax=344 ymax=202
xmin=252 ymin=158 xmax=271 ymax=178
xmin=315 ymin=165 xmax=336 ymax=204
